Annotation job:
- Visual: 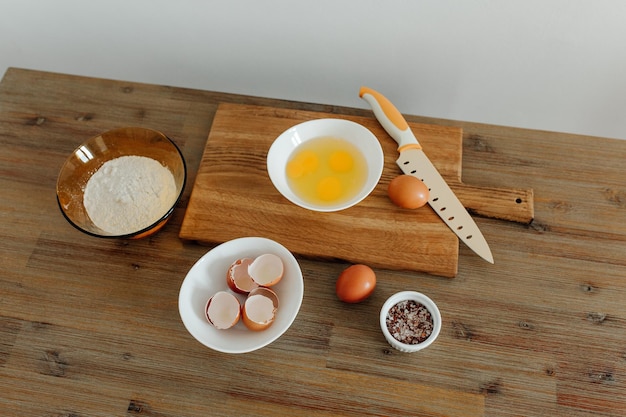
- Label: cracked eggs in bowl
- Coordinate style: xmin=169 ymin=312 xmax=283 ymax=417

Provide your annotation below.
xmin=267 ymin=118 xmax=384 ymax=212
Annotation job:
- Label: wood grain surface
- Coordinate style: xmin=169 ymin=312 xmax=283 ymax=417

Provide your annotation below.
xmin=179 ymin=103 xmax=532 ymax=277
xmin=1 ymin=68 xmax=625 ymax=416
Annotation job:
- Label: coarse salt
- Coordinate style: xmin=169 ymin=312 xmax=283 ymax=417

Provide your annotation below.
xmin=83 ymin=155 xmax=177 ymax=235
xmin=386 ymin=299 xmax=434 ymax=345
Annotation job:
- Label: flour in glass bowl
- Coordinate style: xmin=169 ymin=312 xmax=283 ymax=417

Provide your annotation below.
xmin=83 ymin=155 xmax=177 ymax=235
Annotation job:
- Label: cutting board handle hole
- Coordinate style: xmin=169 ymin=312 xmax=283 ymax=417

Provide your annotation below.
xmin=515 ymin=198 xmax=523 ymax=204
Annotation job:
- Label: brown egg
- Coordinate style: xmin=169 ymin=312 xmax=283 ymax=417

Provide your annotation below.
xmin=336 ymin=264 xmax=376 ymax=303
xmin=387 ymin=175 xmax=430 ymax=209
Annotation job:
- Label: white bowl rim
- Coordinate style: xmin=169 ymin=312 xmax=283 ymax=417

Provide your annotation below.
xmin=266 ymin=118 xmax=384 ymax=212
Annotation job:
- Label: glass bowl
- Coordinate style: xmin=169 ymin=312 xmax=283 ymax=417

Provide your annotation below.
xmin=56 ymin=127 xmax=186 ymax=239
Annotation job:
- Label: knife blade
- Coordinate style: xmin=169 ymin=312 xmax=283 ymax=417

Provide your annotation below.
xmin=359 ymin=86 xmax=494 ymax=264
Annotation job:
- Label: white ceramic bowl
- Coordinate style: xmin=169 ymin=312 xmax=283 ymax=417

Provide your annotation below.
xmin=266 ymin=118 xmax=384 ymax=212
xmin=178 ymin=237 xmax=304 ymax=353
xmin=380 ymin=291 xmax=442 ymax=353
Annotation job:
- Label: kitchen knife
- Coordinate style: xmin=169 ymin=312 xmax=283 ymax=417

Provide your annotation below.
xmin=359 ymin=86 xmax=494 ymax=264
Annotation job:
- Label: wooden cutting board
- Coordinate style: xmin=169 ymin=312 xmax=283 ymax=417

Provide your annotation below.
xmin=179 ymin=103 xmax=533 ymax=277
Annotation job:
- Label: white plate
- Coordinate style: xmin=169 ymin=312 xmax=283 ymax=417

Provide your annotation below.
xmin=178 ymin=237 xmax=304 ymax=353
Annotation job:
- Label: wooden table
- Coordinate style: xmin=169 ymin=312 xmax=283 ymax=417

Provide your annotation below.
xmin=1 ymin=68 xmax=624 ymax=417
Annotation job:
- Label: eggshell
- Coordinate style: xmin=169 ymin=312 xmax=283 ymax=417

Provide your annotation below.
xmin=205 ymin=291 xmax=241 ymax=330
xmin=387 ymin=175 xmax=430 ymax=209
xmin=336 ymin=264 xmax=376 ymax=303
xmin=226 ymin=257 xmax=258 ymax=294
xmin=248 ymin=253 xmax=284 ymax=287
xmin=242 ymin=287 xmax=279 ymax=331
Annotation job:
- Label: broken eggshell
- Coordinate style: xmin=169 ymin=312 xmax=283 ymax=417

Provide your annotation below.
xmin=205 ymin=291 xmax=241 ymax=330
xmin=226 ymin=257 xmax=259 ymax=294
xmin=248 ymin=253 xmax=284 ymax=287
xmin=242 ymin=287 xmax=279 ymax=331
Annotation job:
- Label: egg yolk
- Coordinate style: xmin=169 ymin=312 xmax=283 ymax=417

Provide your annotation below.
xmin=284 ymin=137 xmax=367 ymax=207
xmin=286 ymin=150 xmax=319 ymax=179
xmin=329 ymin=150 xmax=353 ymax=173
xmin=317 ymin=176 xmax=342 ymax=201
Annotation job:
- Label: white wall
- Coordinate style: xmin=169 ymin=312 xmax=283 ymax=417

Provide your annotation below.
xmin=2 ymin=0 xmax=625 ymax=140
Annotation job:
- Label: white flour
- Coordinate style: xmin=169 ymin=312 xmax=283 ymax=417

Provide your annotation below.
xmin=83 ymin=155 xmax=177 ymax=235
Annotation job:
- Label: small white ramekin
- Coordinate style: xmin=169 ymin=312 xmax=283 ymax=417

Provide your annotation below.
xmin=380 ymin=291 xmax=442 ymax=353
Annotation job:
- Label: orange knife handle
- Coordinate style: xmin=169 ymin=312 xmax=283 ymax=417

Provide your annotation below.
xmin=359 ymin=86 xmax=421 ymax=151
